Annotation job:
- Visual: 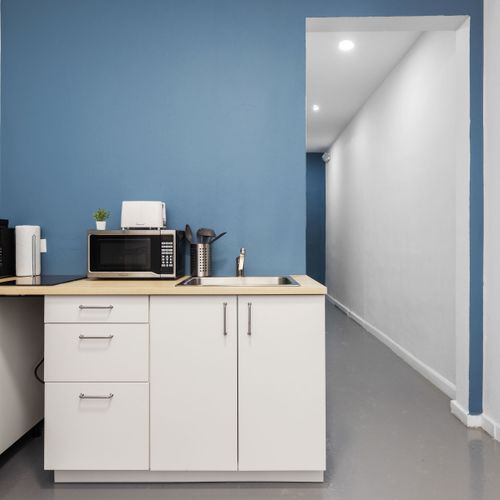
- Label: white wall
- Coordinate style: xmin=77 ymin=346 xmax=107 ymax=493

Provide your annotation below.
xmin=483 ymin=0 xmax=500 ymax=439
xmin=326 ymin=30 xmax=465 ymax=397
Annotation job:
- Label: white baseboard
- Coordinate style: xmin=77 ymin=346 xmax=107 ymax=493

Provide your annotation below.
xmin=450 ymin=402 xmax=500 ymax=441
xmin=481 ymin=413 xmax=500 ymax=441
xmin=450 ymin=400 xmax=483 ymax=427
xmin=328 ymin=295 xmax=456 ymax=399
xmin=54 ymin=470 xmax=324 ymax=483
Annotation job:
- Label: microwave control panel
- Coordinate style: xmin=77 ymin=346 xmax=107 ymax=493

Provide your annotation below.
xmin=160 ymin=234 xmax=175 ymax=275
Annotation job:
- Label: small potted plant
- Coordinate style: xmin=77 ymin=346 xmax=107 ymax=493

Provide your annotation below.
xmin=93 ymin=208 xmax=110 ymax=230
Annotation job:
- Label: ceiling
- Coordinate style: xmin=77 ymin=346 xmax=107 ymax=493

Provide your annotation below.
xmin=306 ymin=30 xmax=422 ymax=152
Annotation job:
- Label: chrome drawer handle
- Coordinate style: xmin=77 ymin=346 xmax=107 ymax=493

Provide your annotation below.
xmin=79 ymin=393 xmax=114 ymax=400
xmin=223 ymin=302 xmax=228 ymax=336
xmin=247 ymin=302 xmax=252 ymax=336
xmin=79 ymin=305 xmax=114 ymax=310
xmin=79 ymin=334 xmax=114 ymax=340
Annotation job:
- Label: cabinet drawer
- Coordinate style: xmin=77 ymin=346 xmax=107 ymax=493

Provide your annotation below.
xmin=45 ymin=296 xmax=149 ymax=323
xmin=44 ymin=382 xmax=149 ymax=470
xmin=44 ymin=324 xmax=149 ymax=382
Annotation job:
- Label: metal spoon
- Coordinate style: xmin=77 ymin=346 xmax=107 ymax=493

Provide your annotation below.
xmin=197 ymin=228 xmax=215 ymax=244
xmin=209 ymin=232 xmax=227 ymax=244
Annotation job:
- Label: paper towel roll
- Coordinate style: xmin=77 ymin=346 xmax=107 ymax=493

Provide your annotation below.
xmin=15 ymin=225 xmax=41 ymax=276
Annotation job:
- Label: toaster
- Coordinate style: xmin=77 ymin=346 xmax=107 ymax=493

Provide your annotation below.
xmin=121 ymin=201 xmax=166 ymax=229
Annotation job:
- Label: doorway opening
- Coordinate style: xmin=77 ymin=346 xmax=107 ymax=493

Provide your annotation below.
xmin=306 ymin=16 xmax=471 ymax=419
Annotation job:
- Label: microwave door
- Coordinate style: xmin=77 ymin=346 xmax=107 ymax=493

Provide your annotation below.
xmin=89 ymin=234 xmax=162 ymax=276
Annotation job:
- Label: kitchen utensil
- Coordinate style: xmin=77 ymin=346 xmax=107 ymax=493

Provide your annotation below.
xmin=190 ymin=243 xmax=211 ymax=277
xmin=209 ymin=231 xmax=227 ymax=244
xmin=185 ymin=224 xmax=193 ymax=244
xmin=197 ymin=228 xmax=215 ymax=244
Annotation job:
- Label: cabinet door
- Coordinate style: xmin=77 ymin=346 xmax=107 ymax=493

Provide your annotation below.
xmin=150 ymin=296 xmax=237 ymax=471
xmin=238 ymin=295 xmax=325 ymax=471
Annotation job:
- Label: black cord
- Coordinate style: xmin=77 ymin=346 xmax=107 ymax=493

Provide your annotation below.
xmin=34 ymin=358 xmax=44 ymax=384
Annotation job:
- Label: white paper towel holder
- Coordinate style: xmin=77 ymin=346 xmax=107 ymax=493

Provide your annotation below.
xmin=15 ymin=225 xmax=45 ymax=277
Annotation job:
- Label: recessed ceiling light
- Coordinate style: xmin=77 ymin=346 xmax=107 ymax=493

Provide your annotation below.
xmin=312 ymin=104 xmax=320 ymax=112
xmin=338 ymin=39 xmax=355 ymax=52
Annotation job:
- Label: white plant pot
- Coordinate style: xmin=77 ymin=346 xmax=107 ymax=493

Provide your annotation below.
xmin=96 ymin=221 xmax=107 ymax=230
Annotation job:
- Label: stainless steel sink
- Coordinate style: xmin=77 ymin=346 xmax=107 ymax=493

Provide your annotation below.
xmin=178 ymin=276 xmax=299 ymax=287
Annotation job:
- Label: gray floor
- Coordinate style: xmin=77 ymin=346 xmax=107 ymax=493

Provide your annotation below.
xmin=1 ymin=303 xmax=500 ymax=499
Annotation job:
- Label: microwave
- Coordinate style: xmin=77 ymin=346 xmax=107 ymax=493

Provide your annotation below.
xmin=87 ymin=229 xmax=185 ymax=279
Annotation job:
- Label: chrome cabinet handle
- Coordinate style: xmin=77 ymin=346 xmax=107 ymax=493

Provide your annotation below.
xmin=79 ymin=305 xmax=114 ymax=310
xmin=79 ymin=393 xmax=114 ymax=400
xmin=79 ymin=334 xmax=114 ymax=340
xmin=247 ymin=302 xmax=252 ymax=336
xmin=223 ymin=302 xmax=228 ymax=336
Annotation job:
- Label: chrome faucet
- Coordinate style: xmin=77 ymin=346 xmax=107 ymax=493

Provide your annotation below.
xmin=236 ymin=248 xmax=246 ymax=277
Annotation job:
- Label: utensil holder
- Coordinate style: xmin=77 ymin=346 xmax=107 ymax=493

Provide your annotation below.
xmin=190 ymin=243 xmax=211 ymax=277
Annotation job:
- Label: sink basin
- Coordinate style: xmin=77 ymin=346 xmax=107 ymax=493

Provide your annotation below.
xmin=178 ymin=276 xmax=299 ymax=287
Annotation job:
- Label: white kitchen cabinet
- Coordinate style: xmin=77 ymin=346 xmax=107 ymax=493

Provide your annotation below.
xmin=44 ymin=295 xmax=150 ymax=472
xmin=150 ymin=296 xmax=238 ymax=471
xmin=238 ymin=295 xmax=325 ymax=471
xmin=45 ymin=289 xmax=326 ymax=481
xmin=44 ymin=382 xmax=149 ymax=470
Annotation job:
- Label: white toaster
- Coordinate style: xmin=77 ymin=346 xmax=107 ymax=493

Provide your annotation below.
xmin=121 ymin=201 xmax=166 ymax=229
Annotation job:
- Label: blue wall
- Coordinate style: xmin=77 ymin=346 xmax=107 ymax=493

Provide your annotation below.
xmin=306 ymin=153 xmax=325 ymax=284
xmin=0 ymin=0 xmax=483 ymax=410
xmin=1 ymin=0 xmax=310 ymax=277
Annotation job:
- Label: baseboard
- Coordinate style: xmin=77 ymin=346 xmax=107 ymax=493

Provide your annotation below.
xmin=481 ymin=413 xmax=500 ymax=441
xmin=326 ymin=294 xmax=336 ymax=307
xmin=450 ymin=400 xmax=483 ymax=427
xmin=54 ymin=470 xmax=324 ymax=483
xmin=450 ymin=403 xmax=500 ymax=441
xmin=328 ymin=295 xmax=456 ymax=399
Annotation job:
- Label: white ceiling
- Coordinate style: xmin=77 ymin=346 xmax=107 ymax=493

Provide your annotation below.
xmin=306 ymin=16 xmax=467 ymax=33
xmin=306 ymin=30 xmax=422 ymax=152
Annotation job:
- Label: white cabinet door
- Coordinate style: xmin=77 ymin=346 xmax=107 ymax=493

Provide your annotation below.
xmin=238 ymin=295 xmax=326 ymax=471
xmin=44 ymin=382 xmax=149 ymax=470
xmin=150 ymin=296 xmax=237 ymax=471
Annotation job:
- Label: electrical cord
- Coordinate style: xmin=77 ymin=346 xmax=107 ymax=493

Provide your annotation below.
xmin=34 ymin=358 xmax=44 ymax=384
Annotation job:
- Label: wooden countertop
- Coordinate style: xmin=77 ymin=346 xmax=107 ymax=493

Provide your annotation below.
xmin=0 ymin=275 xmax=326 ymax=296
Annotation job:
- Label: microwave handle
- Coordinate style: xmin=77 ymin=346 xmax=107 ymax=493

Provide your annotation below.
xmin=162 ymin=203 xmax=166 ymax=227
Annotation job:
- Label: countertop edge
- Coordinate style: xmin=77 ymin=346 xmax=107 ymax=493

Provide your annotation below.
xmin=0 ymin=275 xmax=327 ymax=296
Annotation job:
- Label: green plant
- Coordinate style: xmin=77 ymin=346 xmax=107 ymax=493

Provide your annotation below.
xmin=93 ymin=208 xmax=110 ymax=222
